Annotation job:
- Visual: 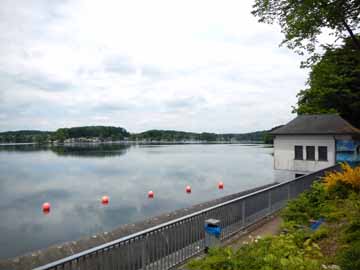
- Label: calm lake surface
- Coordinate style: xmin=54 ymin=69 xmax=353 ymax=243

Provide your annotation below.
xmin=0 ymin=143 xmax=274 ymax=259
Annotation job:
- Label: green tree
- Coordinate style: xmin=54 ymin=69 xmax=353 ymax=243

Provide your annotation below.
xmin=252 ymin=0 xmax=360 ymax=64
xmin=293 ymin=37 xmax=360 ymax=128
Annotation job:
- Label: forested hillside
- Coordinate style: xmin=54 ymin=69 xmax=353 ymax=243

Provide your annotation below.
xmin=0 ymin=127 xmax=275 ymax=144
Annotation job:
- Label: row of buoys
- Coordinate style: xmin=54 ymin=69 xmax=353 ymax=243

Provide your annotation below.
xmin=42 ymin=181 xmax=225 ymax=213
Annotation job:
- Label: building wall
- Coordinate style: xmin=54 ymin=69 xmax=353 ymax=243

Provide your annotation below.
xmin=273 ymin=169 xmax=309 ymax=183
xmin=273 ymin=135 xmax=336 ymax=173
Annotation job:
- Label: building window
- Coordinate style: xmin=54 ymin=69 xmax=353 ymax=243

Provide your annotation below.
xmin=318 ymin=146 xmax=328 ymax=161
xmin=295 ymin=173 xmax=305 ymax=178
xmin=294 ymin=145 xmax=303 ymax=160
xmin=306 ymin=146 xmax=315 ymax=160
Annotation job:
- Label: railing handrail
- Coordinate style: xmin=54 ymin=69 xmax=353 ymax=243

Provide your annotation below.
xmin=33 ymin=164 xmax=340 ymax=270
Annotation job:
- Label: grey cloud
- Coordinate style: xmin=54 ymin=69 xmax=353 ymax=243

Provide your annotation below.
xmin=91 ymin=103 xmax=135 ymax=113
xmin=1 ymin=71 xmax=73 ymax=92
xmin=17 ymin=73 xmax=73 ymax=92
xmin=141 ymin=66 xmax=166 ymax=79
xmin=140 ymin=66 xmax=191 ymax=81
xmin=165 ymin=96 xmax=206 ymax=109
xmin=163 ymin=96 xmax=207 ymax=112
xmin=0 ymin=1 xmax=65 ymax=43
xmin=103 ymin=56 xmax=136 ymax=74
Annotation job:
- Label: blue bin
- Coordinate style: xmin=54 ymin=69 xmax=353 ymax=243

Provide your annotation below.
xmin=204 ymin=219 xmax=221 ymax=252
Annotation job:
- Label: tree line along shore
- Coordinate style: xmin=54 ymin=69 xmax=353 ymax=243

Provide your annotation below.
xmin=0 ymin=126 xmax=278 ymax=144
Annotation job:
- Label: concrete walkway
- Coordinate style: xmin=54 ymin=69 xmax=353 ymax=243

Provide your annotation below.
xmin=224 ymin=214 xmax=282 ymax=249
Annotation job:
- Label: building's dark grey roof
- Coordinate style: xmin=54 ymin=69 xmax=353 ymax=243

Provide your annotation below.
xmin=270 ymin=114 xmax=360 ymax=135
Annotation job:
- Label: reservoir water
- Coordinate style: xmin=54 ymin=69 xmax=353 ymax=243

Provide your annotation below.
xmin=0 ymin=143 xmax=274 ymax=259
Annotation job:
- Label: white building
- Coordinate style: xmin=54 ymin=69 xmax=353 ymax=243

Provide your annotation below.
xmin=271 ymin=114 xmax=360 ymax=180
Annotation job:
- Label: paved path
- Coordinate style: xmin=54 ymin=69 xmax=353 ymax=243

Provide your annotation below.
xmin=224 ymin=214 xmax=282 ymax=249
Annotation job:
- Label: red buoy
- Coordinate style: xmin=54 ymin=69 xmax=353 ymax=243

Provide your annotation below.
xmin=101 ymin=195 xmax=109 ymax=205
xmin=148 ymin=191 xmax=154 ymax=199
xmin=186 ymin=185 xmax=191 ymax=194
xmin=218 ymin=181 xmax=224 ymax=189
xmin=42 ymin=202 xmax=51 ymax=213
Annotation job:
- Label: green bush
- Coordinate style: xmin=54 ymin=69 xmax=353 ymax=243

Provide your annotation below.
xmin=342 ymin=218 xmax=360 ymax=244
xmin=281 ymin=182 xmax=328 ymax=225
xmin=327 ymin=181 xmax=352 ymax=199
xmin=337 ymin=241 xmax=360 ymax=270
xmin=187 ymin=234 xmax=323 ymax=270
xmin=311 ymin=225 xmax=329 ymax=241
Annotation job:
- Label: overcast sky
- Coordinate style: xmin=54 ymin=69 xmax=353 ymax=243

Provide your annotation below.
xmin=0 ymin=0 xmax=310 ymax=133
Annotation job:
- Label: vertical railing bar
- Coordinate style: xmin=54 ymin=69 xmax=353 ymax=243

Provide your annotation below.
xmin=184 ymin=219 xmax=187 ymax=259
xmin=112 ymin=244 xmax=117 ymax=270
xmin=168 ymin=225 xmax=173 ymax=268
xmin=160 ymin=229 xmax=164 ymax=270
xmin=227 ymin=204 xmax=232 ymax=235
xmin=189 ymin=218 xmax=194 ymax=256
xmin=190 ymin=218 xmax=194 ymax=257
xmin=157 ymin=230 xmax=161 ymax=270
xmin=287 ymin=183 xmax=291 ymax=201
xmin=98 ymin=249 xmax=102 ymax=270
xmin=195 ymin=216 xmax=200 ymax=250
xmin=126 ymin=240 xmax=131 ymax=270
xmin=221 ymin=207 xmax=226 ymax=237
xmin=179 ymin=221 xmax=183 ymax=263
xmin=187 ymin=219 xmax=191 ymax=257
xmin=141 ymin=235 xmax=146 ymax=270
xmin=177 ymin=222 xmax=181 ymax=264
xmin=172 ymin=225 xmax=175 ymax=267
xmin=268 ymin=189 xmax=272 ymax=214
xmin=103 ymin=249 xmax=107 ymax=270
xmin=140 ymin=236 xmax=144 ymax=270
xmin=195 ymin=216 xmax=199 ymax=253
xmin=168 ymin=225 xmax=171 ymax=269
xmin=139 ymin=237 xmax=143 ymax=270
xmin=134 ymin=238 xmax=138 ymax=270
xmin=163 ymin=228 xmax=167 ymax=269
xmin=166 ymin=225 xmax=171 ymax=269
xmin=242 ymin=199 xmax=246 ymax=227
xmin=230 ymin=203 xmax=235 ymax=234
xmin=237 ymin=200 xmax=242 ymax=227
xmin=149 ymin=232 xmax=153 ymax=269
xmin=183 ymin=220 xmax=187 ymax=259
xmin=164 ymin=227 xmax=168 ymax=269
xmin=94 ymin=250 xmax=99 ymax=270
xmin=104 ymin=248 xmax=109 ymax=270
xmin=155 ymin=231 xmax=159 ymax=270
xmin=131 ymin=239 xmax=136 ymax=270
xmin=159 ymin=229 xmax=163 ymax=270
xmin=118 ymin=243 xmax=123 ymax=270
xmin=174 ymin=223 xmax=179 ymax=265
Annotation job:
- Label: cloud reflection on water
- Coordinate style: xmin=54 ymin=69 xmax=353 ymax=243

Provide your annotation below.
xmin=0 ymin=143 xmax=274 ymax=259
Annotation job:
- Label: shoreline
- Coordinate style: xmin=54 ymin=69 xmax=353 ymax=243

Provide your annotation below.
xmin=0 ymin=141 xmax=269 ymax=146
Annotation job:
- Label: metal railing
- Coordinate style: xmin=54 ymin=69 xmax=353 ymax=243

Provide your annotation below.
xmin=33 ymin=164 xmax=341 ymax=270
